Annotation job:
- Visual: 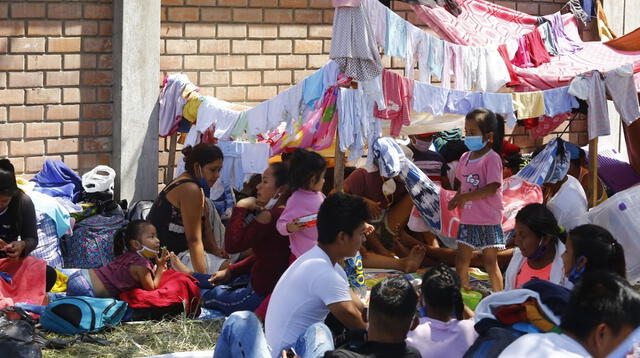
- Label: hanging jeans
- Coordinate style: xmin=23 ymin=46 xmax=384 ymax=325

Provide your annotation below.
xmin=196 ymin=274 xmax=265 ymax=316
xmin=213 ymin=311 xmax=335 ymax=358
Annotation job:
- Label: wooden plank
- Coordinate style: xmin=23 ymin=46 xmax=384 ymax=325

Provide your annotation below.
xmin=165 ymin=132 xmax=178 ymax=185
xmin=588 ymin=137 xmax=599 ymax=207
xmin=333 ymin=134 xmax=345 ymax=193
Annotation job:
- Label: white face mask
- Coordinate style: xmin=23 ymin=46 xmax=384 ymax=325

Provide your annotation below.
xmin=411 ymin=137 xmax=432 ymax=152
xmin=382 ymin=178 xmax=396 ymax=197
xmin=263 ymin=193 xmax=280 ymax=210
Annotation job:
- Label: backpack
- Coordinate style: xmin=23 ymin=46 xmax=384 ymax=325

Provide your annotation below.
xmin=40 ymin=297 xmax=128 ymax=335
xmin=62 ymin=207 xmax=125 ymax=269
xmin=0 ymin=307 xmax=45 ymax=358
xmin=127 ymin=200 xmax=154 ymax=221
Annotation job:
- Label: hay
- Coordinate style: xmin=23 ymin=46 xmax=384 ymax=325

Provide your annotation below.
xmin=42 ymin=316 xmax=223 ymax=358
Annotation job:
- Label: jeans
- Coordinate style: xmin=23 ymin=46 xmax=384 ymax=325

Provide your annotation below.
xmin=213 ymin=311 xmax=334 ymax=358
xmin=198 ymin=274 xmax=265 ymax=316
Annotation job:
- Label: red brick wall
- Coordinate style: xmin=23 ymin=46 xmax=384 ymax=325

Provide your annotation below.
xmin=0 ymin=0 xmax=113 ymax=175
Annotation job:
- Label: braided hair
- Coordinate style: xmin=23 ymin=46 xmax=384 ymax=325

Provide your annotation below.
xmin=421 ymin=263 xmax=464 ymax=320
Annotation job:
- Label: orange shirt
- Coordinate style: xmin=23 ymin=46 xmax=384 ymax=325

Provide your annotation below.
xmin=515 ymin=260 xmax=552 ymax=288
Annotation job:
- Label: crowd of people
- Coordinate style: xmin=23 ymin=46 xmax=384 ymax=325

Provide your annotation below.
xmin=1 ymin=106 xmax=639 ymax=357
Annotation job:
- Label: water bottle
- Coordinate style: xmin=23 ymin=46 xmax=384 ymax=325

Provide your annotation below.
xmin=344 ymin=251 xmax=367 ymax=299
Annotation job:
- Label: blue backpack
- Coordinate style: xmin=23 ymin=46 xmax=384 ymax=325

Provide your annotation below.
xmin=40 ymin=297 xmax=128 ymax=335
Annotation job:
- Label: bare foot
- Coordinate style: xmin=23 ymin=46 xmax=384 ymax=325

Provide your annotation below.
xmin=392 ymin=237 xmax=410 ymax=257
xmin=400 ymin=245 xmax=426 ymax=273
xmin=169 ymin=252 xmax=192 ymax=275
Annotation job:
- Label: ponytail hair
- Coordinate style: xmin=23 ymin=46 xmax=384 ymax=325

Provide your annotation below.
xmin=421 ymin=263 xmax=464 ymax=320
xmin=113 ymin=220 xmax=152 ymax=256
xmin=569 ymin=224 xmax=626 ymax=278
xmin=465 ymin=108 xmax=505 ymax=154
xmin=286 ymin=148 xmax=326 ymax=193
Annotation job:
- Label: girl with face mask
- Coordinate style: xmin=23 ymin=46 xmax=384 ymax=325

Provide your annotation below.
xmin=562 ymin=224 xmax=626 ymax=285
xmin=171 ymin=163 xmax=292 ymax=317
xmin=504 ymin=203 xmax=567 ymax=290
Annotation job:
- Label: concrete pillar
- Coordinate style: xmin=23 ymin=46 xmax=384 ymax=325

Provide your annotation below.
xmin=112 ymin=0 xmax=160 ymax=202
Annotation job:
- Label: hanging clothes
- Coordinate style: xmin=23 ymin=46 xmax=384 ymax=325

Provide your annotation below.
xmin=159 ymin=74 xmax=192 ymax=138
xmin=374 ymin=70 xmax=414 ymax=137
xmin=405 ymin=23 xmax=426 ymax=79
xmin=384 ymin=7 xmax=407 ymax=59
xmin=412 ymin=81 xmax=449 ymax=116
xmin=451 ymin=44 xmax=465 ymax=90
xmin=302 ymin=61 xmax=340 ymax=109
xmin=484 ymin=47 xmax=511 ymax=92
xmin=217 ymin=141 xmax=270 ymax=190
xmin=182 ymin=94 xmax=202 ymax=123
xmin=529 ymin=113 xmax=573 ymax=138
xmin=569 ymin=64 xmax=640 ymax=140
xmin=512 ymin=37 xmax=533 ymax=68
xmin=440 ymin=42 xmax=455 ymax=89
xmin=198 ymin=97 xmax=241 ymax=141
xmin=444 ymin=88 xmax=482 ymax=116
xmin=542 ymin=13 xmax=583 ymax=55
xmin=543 ymin=87 xmax=579 ymax=117
xmin=523 ymin=29 xmax=551 ymax=67
xmin=497 ymin=44 xmax=521 ymax=87
xmin=337 ymin=88 xmax=368 ymax=161
xmin=331 ymin=3 xmax=383 ymax=81
xmin=463 ymin=46 xmax=479 ymax=90
xmin=538 ymin=22 xmax=559 ymax=56
xmin=362 ymin=0 xmax=386 ymax=47
xmin=428 ymin=36 xmax=444 ymax=81
xmin=512 ymin=91 xmax=545 ymax=120
xmin=482 ymin=92 xmax=517 ymax=129
xmin=417 ymin=32 xmax=431 ymax=83
xmin=360 ymin=73 xmax=386 ymax=109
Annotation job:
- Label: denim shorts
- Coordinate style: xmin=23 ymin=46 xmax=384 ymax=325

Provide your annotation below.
xmin=457 ymin=224 xmax=505 ymax=250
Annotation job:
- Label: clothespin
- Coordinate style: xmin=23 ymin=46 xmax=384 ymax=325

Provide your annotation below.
xmin=350 ymin=80 xmax=359 ymax=89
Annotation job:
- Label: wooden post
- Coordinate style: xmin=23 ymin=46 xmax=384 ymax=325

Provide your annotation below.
xmin=165 ymin=132 xmax=178 ymax=185
xmin=334 ymin=134 xmax=345 ymax=193
xmin=588 ymin=137 xmax=599 ymax=207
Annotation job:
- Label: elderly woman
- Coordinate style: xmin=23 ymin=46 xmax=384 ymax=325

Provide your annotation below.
xmin=149 ymin=143 xmax=229 ymax=274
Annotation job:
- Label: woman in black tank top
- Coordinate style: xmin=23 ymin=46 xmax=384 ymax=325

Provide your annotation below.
xmin=148 ymin=143 xmax=225 ymax=274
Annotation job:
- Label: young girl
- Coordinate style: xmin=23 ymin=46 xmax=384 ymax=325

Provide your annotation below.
xmin=504 ymin=203 xmax=567 ymax=290
xmin=562 ymin=224 xmax=626 ymax=284
xmin=276 ymin=148 xmax=327 ymax=259
xmin=66 ymin=220 xmax=169 ymax=297
xmin=406 ymin=263 xmax=477 ymax=358
xmin=449 ymin=108 xmax=505 ymax=292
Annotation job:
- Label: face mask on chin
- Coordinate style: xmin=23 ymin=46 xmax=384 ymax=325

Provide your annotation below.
xmin=195 ymin=165 xmax=211 ymax=199
xmin=263 ymin=193 xmax=280 ymax=210
xmin=382 ymin=178 xmax=396 ymax=197
xmin=137 ymin=245 xmax=159 ymax=259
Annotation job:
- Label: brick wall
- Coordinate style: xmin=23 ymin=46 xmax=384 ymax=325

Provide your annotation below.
xmin=0 ymin=0 xmax=113 ymax=175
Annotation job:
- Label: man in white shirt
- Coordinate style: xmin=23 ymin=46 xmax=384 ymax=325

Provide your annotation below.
xmin=499 ymin=270 xmax=640 ymax=358
xmin=265 ymin=192 xmax=370 ymax=358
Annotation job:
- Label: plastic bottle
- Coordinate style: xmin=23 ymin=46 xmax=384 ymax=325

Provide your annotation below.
xmin=344 ymin=251 xmax=367 ymax=299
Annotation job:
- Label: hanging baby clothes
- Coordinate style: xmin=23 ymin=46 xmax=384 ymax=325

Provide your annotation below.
xmin=302 ymin=61 xmax=340 ymax=109
xmin=484 ymin=47 xmax=512 ymax=92
xmin=197 ymin=97 xmax=241 ymax=141
xmin=331 ymin=3 xmax=383 ymax=81
xmin=524 ymin=29 xmax=551 ymax=67
xmin=361 ymin=73 xmax=386 ymax=109
xmin=512 ymin=37 xmax=533 ymax=68
xmin=363 ymin=0 xmax=386 ymax=47
xmin=159 ymin=74 xmax=191 ymax=137
xmin=538 ymin=22 xmax=559 ymax=56
xmin=384 ymin=7 xmax=407 ymax=59
xmin=569 ymin=65 xmax=640 ymax=140
xmin=413 ymin=81 xmax=449 ymax=116
xmin=405 ymin=23 xmax=426 ymax=80
xmin=428 ymin=36 xmax=444 ymax=81
xmin=417 ymin=32 xmax=431 ymax=83
xmin=451 ymin=44 xmax=465 ymax=90
xmin=530 ymin=113 xmax=573 ymax=138
xmin=267 ymin=83 xmax=304 ymax=136
xmin=542 ymin=13 xmax=583 ymax=55
xmin=463 ymin=46 xmax=479 ymax=90
xmin=512 ymin=91 xmax=545 ymax=119
xmin=338 ymin=87 xmax=369 ymax=161
xmin=374 ymin=70 xmax=414 ymax=136
xmin=543 ymin=87 xmax=579 ymax=117
xmin=444 ymin=89 xmax=482 ymax=116
xmin=482 ymin=92 xmax=517 ymax=129
xmin=371 ymin=137 xmax=441 ymax=231
xmin=217 ymin=141 xmax=270 ymax=190
xmin=182 ymin=95 xmax=202 ymax=123
xmin=440 ymin=42 xmax=455 ymax=89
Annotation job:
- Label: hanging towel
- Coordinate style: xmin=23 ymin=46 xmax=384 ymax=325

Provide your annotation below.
xmin=331 ymin=4 xmax=383 ymax=81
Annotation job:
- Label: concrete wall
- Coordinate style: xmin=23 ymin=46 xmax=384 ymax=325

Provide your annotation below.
xmin=0 ymin=0 xmax=114 ymax=175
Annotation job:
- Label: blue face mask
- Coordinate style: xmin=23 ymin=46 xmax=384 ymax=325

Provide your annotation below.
xmin=568 ymin=256 xmax=586 ymax=284
xmin=197 ymin=177 xmax=211 ymax=199
xmin=464 ymin=136 xmax=487 ymax=152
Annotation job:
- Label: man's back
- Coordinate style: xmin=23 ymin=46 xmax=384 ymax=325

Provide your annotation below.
xmin=323 ymin=341 xmax=422 ymax=358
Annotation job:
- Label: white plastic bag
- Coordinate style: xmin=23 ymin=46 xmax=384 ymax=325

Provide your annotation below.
xmin=82 ymin=165 xmax=116 ymax=194
xmin=587 ymin=185 xmax=640 ymax=282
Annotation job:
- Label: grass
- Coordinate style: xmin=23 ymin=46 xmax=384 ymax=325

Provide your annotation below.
xmin=42 ymin=316 xmax=224 ymax=358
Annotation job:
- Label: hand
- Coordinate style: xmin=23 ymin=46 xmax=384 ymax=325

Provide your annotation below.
xmin=156 ymin=248 xmax=170 ymax=270
xmin=448 ymin=193 xmax=467 ymax=210
xmin=286 ymin=219 xmax=306 ymax=233
xmin=366 ymin=200 xmax=383 ymax=221
xmin=4 ymin=241 xmax=26 ymax=259
xmin=0 ymin=239 xmax=7 ymax=251
xmin=236 ymin=197 xmax=259 ymax=211
xmin=209 ymin=268 xmax=231 ymax=285
xmin=212 ymin=246 xmax=230 ymax=259
xmin=363 ymin=223 xmax=375 ymax=237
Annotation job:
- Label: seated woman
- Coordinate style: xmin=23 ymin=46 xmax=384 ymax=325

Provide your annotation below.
xmin=406 ymin=263 xmax=477 ymax=358
xmin=562 ymin=224 xmax=626 ymax=285
xmin=171 ymin=163 xmax=291 ymax=316
xmin=504 ymin=203 xmax=567 ymax=290
xmin=148 ymin=143 xmax=228 ymax=274
xmin=0 ymin=159 xmax=56 ymax=307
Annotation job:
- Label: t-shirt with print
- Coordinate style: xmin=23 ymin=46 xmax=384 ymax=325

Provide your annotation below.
xmin=265 ymin=245 xmax=352 ymax=358
xmin=455 ymin=150 xmax=504 ymax=225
